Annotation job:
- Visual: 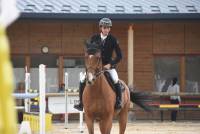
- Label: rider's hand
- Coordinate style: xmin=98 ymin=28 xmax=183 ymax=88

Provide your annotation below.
xmin=104 ymin=64 xmax=111 ymax=70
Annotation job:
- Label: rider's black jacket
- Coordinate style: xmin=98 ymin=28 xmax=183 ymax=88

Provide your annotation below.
xmin=90 ymin=34 xmax=122 ymax=67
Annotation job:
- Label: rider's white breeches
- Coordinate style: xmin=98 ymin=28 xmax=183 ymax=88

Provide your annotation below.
xmin=106 ymin=69 xmax=119 ymax=84
xmin=80 ymin=68 xmax=119 ymax=84
xmin=80 ymin=72 xmax=86 ymax=83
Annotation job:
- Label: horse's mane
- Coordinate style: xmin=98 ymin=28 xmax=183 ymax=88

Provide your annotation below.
xmin=85 ymin=41 xmax=101 ymax=55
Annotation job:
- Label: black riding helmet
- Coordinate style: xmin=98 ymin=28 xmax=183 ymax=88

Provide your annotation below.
xmin=99 ymin=18 xmax=112 ymax=27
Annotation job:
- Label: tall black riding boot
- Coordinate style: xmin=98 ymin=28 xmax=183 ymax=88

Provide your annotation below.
xmin=114 ymin=82 xmax=122 ymax=109
xmin=74 ymin=81 xmax=86 ymax=111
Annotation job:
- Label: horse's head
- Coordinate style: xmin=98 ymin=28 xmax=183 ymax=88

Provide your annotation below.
xmin=85 ymin=41 xmax=102 ymax=85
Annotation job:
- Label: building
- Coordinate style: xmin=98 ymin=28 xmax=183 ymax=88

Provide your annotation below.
xmin=9 ymin=0 xmax=200 ymax=120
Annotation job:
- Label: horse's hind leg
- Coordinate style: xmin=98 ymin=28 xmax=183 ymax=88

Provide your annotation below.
xmin=119 ymin=106 xmax=129 ymax=134
xmin=85 ymin=114 xmax=94 ymax=134
xmin=99 ymin=116 xmax=113 ymax=134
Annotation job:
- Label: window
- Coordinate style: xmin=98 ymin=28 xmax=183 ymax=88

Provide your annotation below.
xmin=11 ymin=56 xmax=25 ymax=92
xmin=186 ymin=56 xmax=200 ymax=93
xmin=97 ymin=5 xmax=106 ymax=13
xmin=24 ymin=4 xmax=36 ymax=12
xmin=30 ymin=55 xmax=59 ymax=93
xmin=64 ymin=58 xmax=85 ymax=89
xmin=61 ymin=5 xmax=72 ymax=13
xmin=115 ymin=5 xmax=125 ymax=13
xmin=133 ymin=5 xmax=143 ymax=13
xmin=43 ymin=4 xmax=54 ymax=12
xmin=154 ymin=57 xmax=180 ymax=92
xmin=168 ymin=5 xmax=179 ymax=13
xmin=80 ymin=5 xmax=89 ymax=13
xmin=150 ymin=5 xmax=160 ymax=13
xmin=186 ymin=5 xmax=197 ymax=13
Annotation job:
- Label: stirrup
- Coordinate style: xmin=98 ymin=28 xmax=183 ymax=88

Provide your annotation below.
xmin=74 ymin=104 xmax=83 ymax=111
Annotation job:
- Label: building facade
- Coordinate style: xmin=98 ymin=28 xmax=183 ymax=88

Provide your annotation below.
xmin=10 ymin=0 xmax=200 ymax=120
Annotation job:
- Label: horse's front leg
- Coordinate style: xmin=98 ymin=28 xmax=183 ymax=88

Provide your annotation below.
xmin=85 ymin=114 xmax=94 ymax=134
xmin=99 ymin=116 xmax=113 ymax=134
xmin=118 ymin=102 xmax=130 ymax=134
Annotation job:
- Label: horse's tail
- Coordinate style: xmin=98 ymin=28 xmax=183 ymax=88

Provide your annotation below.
xmin=129 ymin=87 xmax=152 ymax=112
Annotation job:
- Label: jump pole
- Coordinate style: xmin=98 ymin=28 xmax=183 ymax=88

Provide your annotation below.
xmin=79 ymin=72 xmax=84 ymax=133
xmin=39 ymin=64 xmax=46 ymax=134
xmin=64 ymin=72 xmax=68 ymax=129
xmin=64 ymin=72 xmax=84 ymax=132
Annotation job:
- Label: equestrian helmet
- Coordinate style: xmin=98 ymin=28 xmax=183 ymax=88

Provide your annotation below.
xmin=99 ymin=18 xmax=112 ymax=27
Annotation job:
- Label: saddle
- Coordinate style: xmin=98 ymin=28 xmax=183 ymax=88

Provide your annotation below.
xmin=104 ymin=71 xmax=125 ymax=92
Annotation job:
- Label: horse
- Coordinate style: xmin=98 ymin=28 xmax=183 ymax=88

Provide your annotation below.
xmin=82 ymin=42 xmax=150 ymax=134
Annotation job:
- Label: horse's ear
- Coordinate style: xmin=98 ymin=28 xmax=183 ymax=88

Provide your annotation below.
xmin=85 ymin=39 xmax=92 ymax=47
xmin=84 ymin=46 xmax=87 ymax=54
xmin=84 ymin=39 xmax=91 ymax=55
xmin=85 ymin=52 xmax=88 ymax=57
xmin=84 ymin=40 xmax=89 ymax=52
xmin=95 ymin=52 xmax=101 ymax=58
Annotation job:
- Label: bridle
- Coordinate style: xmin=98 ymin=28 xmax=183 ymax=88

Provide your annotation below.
xmin=85 ymin=55 xmax=104 ymax=82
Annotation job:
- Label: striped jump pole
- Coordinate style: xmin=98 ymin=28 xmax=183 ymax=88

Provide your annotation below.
xmin=25 ymin=67 xmax=31 ymax=113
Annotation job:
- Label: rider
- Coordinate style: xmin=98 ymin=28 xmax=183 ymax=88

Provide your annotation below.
xmin=74 ymin=17 xmax=123 ymax=111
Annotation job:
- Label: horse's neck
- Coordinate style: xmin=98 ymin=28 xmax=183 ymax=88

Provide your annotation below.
xmin=89 ymin=74 xmax=110 ymax=94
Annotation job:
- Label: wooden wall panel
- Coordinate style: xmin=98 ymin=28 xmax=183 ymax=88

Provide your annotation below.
xmin=29 ymin=21 xmax=62 ymax=54
xmin=118 ymin=72 xmax=128 ymax=84
xmin=7 ymin=21 xmax=29 ymax=54
xmin=153 ymin=23 xmax=185 ymax=54
xmin=134 ymin=72 xmax=154 ymax=90
xmin=185 ymin=23 xmax=200 ymax=54
xmin=111 ymin=22 xmax=128 ymax=83
xmin=134 ymin=110 xmax=149 ymax=119
xmin=150 ymin=111 xmax=162 ymax=120
xmin=134 ymin=23 xmax=153 ymax=91
xmin=134 ymin=53 xmax=153 ymax=72
xmin=112 ymin=22 xmax=128 ymax=56
xmin=184 ymin=111 xmax=200 ymax=120
xmin=117 ymin=60 xmax=127 ymax=72
xmin=62 ymin=22 xmax=93 ymax=55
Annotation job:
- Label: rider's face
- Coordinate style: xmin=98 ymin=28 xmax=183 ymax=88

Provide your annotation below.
xmin=100 ymin=26 xmax=110 ymax=36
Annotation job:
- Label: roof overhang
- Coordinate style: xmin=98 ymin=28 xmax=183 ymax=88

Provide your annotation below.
xmin=20 ymin=13 xmax=200 ymax=21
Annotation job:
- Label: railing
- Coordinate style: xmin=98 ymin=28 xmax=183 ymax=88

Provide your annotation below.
xmin=131 ymin=92 xmax=200 ymax=121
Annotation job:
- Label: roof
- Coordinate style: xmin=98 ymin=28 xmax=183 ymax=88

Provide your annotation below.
xmin=17 ymin=0 xmax=200 ymax=20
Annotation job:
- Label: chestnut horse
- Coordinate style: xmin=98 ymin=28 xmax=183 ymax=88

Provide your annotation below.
xmin=82 ymin=42 xmax=150 ymax=134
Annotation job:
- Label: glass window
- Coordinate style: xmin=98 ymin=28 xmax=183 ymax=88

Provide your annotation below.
xmin=64 ymin=58 xmax=85 ymax=89
xmin=30 ymin=55 xmax=59 ymax=93
xmin=186 ymin=56 xmax=200 ymax=93
xmin=64 ymin=58 xmax=84 ymax=68
xmin=154 ymin=57 xmax=180 ymax=92
xmin=11 ymin=56 xmax=25 ymax=92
